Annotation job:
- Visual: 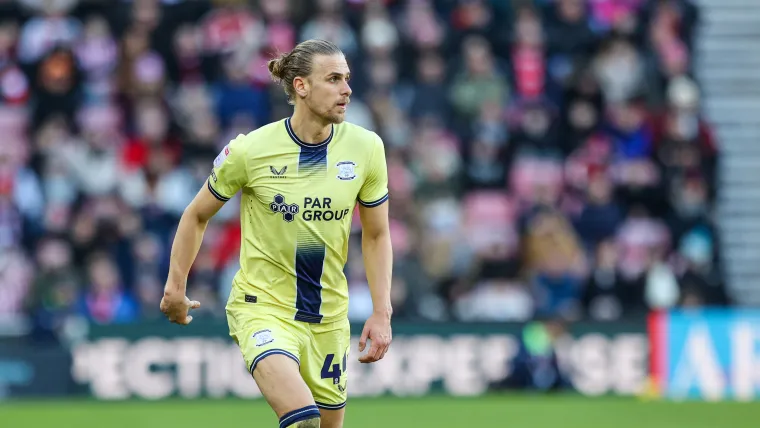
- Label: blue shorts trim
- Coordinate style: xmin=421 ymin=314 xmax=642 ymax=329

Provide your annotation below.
xmin=279 ymin=405 xmax=320 ymax=428
xmin=249 ymin=349 xmax=300 ymax=375
xmin=315 ymin=400 xmax=347 ymax=410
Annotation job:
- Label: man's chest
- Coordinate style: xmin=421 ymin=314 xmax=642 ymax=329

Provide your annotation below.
xmin=248 ymin=155 xmax=363 ymax=224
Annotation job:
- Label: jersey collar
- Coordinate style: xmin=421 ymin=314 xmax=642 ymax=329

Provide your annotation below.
xmin=285 ymin=117 xmax=334 ymax=149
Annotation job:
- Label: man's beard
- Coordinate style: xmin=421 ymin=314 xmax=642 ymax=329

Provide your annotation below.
xmin=306 ymin=98 xmax=345 ymax=124
xmin=315 ymin=106 xmax=344 ymax=124
xmin=325 ymin=112 xmax=345 ymax=124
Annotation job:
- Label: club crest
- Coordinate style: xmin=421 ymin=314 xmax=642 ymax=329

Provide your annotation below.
xmin=336 ymin=161 xmax=356 ymax=181
xmin=253 ymin=329 xmax=274 ymax=347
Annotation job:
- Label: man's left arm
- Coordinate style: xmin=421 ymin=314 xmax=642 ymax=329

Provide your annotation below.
xmin=356 ymin=133 xmax=393 ymax=364
xmin=357 ymin=201 xmax=393 ymax=363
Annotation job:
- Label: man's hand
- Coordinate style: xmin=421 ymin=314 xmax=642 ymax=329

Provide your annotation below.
xmin=160 ymin=291 xmax=201 ymax=325
xmin=358 ymin=312 xmax=392 ymax=363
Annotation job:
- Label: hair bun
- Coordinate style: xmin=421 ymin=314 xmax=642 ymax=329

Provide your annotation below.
xmin=267 ymin=55 xmax=286 ymax=80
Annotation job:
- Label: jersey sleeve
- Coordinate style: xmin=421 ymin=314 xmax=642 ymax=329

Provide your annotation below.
xmin=358 ymin=133 xmax=389 ymax=207
xmin=207 ymin=134 xmax=248 ymax=202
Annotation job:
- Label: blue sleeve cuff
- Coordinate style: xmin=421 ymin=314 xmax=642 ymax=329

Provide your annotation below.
xmin=358 ymin=193 xmax=389 ymax=207
xmin=207 ymin=180 xmax=231 ymax=202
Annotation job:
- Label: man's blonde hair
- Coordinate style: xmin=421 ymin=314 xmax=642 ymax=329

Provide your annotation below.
xmin=267 ymin=39 xmax=343 ymax=105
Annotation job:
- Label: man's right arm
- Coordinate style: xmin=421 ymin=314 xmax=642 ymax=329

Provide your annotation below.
xmin=164 ymin=184 xmax=226 ymax=297
xmin=160 ymin=184 xmax=226 ymax=325
xmin=161 ymin=135 xmax=248 ymax=324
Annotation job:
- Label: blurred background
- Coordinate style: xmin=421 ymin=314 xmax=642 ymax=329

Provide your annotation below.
xmin=1 ymin=0 xmax=759 ymax=425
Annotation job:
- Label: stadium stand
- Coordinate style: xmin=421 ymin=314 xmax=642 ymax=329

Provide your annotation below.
xmin=0 ymin=0 xmax=728 ymax=336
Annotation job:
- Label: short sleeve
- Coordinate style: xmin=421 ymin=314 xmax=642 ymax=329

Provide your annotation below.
xmin=207 ymin=134 xmax=248 ymax=201
xmin=358 ymin=133 xmax=389 ymax=207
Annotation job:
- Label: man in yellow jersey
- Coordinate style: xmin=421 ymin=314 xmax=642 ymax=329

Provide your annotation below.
xmin=159 ymin=39 xmax=393 ymax=428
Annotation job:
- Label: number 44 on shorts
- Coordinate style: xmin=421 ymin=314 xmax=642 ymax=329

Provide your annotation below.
xmin=321 ymin=352 xmax=347 ymax=384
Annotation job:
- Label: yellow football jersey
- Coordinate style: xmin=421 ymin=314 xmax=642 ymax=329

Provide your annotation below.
xmin=209 ymin=117 xmax=388 ymax=324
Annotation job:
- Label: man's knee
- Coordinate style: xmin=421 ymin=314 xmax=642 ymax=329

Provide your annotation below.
xmin=279 ymin=404 xmax=321 ymax=428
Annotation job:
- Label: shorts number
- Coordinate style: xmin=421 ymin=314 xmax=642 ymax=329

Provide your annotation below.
xmin=321 ymin=351 xmax=348 ymax=383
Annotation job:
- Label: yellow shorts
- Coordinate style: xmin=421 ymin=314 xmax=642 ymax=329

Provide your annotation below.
xmin=226 ymin=303 xmax=350 ymax=410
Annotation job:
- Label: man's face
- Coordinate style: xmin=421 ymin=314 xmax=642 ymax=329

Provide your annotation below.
xmin=302 ymin=54 xmax=352 ymax=124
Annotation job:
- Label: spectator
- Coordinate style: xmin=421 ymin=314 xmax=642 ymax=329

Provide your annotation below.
xmin=16 ymin=0 xmax=81 ymax=65
xmin=583 ymin=239 xmax=626 ymax=320
xmin=450 ymin=35 xmax=510 ymax=120
xmin=574 ymin=167 xmax=624 ymax=250
xmin=28 ymin=236 xmax=81 ymax=332
xmin=492 ymin=319 xmax=570 ymax=391
xmin=510 ymin=6 xmax=548 ymax=101
xmin=593 ymin=37 xmax=644 ymax=104
xmin=0 ymin=245 xmax=33 ymax=319
xmin=559 ymin=68 xmax=605 ymax=155
xmin=675 ymin=226 xmax=727 ymax=307
xmin=523 ymin=208 xmax=587 ymax=320
xmin=544 ymin=0 xmax=598 ymax=87
xmin=78 ymin=252 xmax=138 ymax=325
xmin=75 ymin=15 xmax=118 ymax=103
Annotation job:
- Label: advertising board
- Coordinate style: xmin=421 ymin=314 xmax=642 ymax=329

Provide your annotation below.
xmin=70 ymin=321 xmax=648 ymax=400
xmin=650 ymin=309 xmax=760 ymax=401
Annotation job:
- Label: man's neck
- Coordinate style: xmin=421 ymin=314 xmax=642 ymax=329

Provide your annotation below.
xmin=290 ymin=108 xmax=332 ymax=145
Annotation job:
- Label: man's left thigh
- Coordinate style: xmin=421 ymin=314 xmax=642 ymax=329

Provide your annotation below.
xmin=301 ymin=318 xmax=351 ymax=413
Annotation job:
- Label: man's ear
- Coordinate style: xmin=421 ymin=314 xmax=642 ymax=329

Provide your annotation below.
xmin=293 ymin=76 xmax=309 ymax=99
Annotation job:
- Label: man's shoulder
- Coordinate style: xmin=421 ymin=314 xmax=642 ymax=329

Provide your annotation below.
xmin=335 ymin=121 xmax=381 ymax=148
xmin=244 ymin=119 xmax=288 ymax=140
xmin=228 ymin=119 xmax=288 ymax=153
xmin=336 ymin=121 xmax=378 ymax=140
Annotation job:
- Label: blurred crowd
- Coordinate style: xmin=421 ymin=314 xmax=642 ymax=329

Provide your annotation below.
xmin=0 ymin=0 xmax=728 ymax=336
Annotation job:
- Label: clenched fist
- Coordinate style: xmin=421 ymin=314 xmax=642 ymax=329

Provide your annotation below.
xmin=160 ymin=292 xmax=201 ymax=325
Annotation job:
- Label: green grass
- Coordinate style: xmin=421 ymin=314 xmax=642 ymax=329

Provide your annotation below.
xmin=2 ymin=394 xmax=759 ymax=428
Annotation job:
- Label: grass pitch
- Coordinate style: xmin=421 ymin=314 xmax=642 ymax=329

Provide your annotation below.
xmin=3 ymin=394 xmax=758 ymax=428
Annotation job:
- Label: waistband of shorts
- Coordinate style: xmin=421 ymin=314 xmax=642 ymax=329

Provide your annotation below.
xmin=226 ymin=299 xmax=348 ymax=326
